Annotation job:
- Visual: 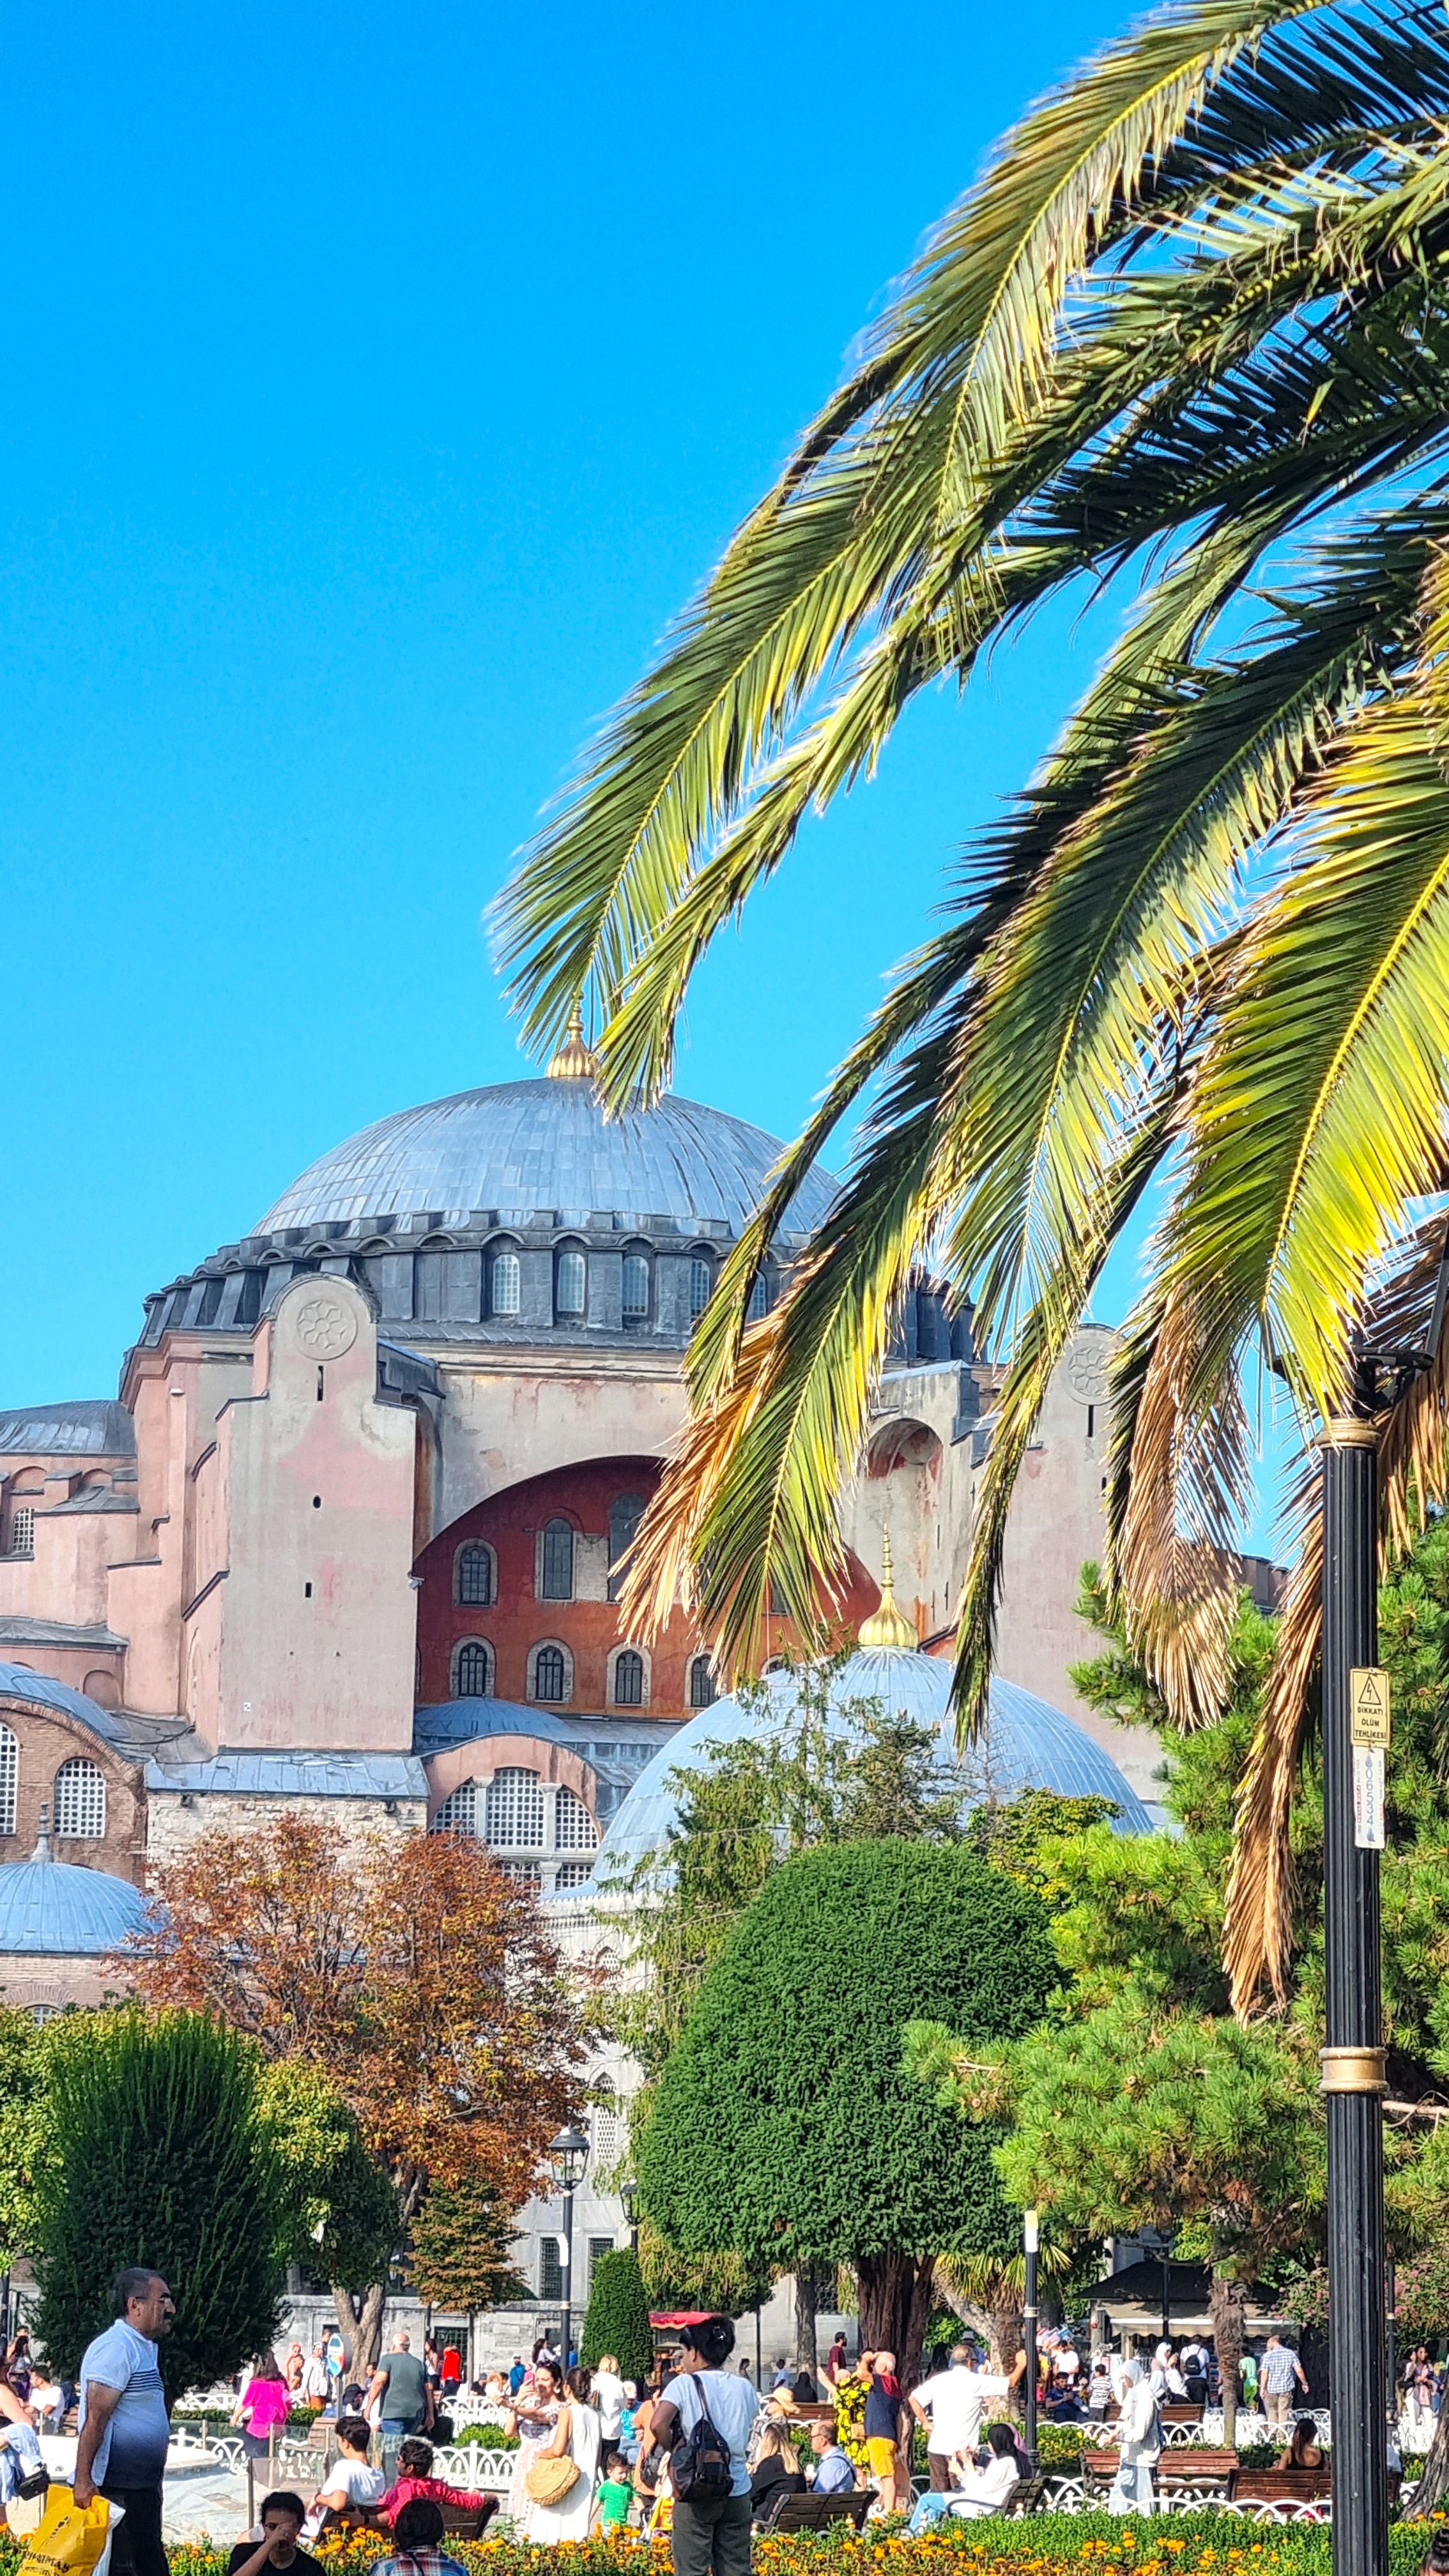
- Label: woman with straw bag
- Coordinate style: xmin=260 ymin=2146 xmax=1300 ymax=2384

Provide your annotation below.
xmin=521 ymin=2366 xmax=600 ymax=2545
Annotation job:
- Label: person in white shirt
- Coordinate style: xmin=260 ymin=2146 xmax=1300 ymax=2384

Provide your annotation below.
xmin=650 ymin=2314 xmax=760 ymax=2576
xmin=591 ymin=2354 xmax=627 ymax=2446
xmin=302 ymin=2416 xmax=386 ymax=2538
xmin=910 ymin=2347 xmax=1010 ymax=2493
xmin=907 ymin=2425 xmax=1021 ymax=2531
xmin=300 ymin=2347 xmax=329 ymax=2410
xmin=1109 ymin=2361 xmax=1162 ymax=2515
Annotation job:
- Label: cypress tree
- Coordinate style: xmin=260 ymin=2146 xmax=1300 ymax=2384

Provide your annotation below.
xmin=579 ymin=2246 xmax=653 ymax=2384
xmin=34 ymin=2009 xmax=284 ymax=2400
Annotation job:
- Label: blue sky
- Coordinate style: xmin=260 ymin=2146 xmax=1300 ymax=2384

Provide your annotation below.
xmin=0 ymin=0 xmax=1287 ymax=1544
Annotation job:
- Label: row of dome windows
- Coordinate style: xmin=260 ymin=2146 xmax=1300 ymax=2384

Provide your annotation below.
xmin=0 ymin=1733 xmax=106 ymax=1840
xmin=447 ymin=1635 xmax=716 ymax=1710
xmin=164 ymin=1250 xmax=777 ymax=1336
xmin=450 ymin=1505 xmax=641 ymax=1609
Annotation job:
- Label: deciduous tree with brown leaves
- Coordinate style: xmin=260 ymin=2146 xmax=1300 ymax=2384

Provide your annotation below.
xmin=122 ymin=1815 xmax=586 ymax=2368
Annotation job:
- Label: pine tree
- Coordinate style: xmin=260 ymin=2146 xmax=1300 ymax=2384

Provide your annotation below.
xmin=34 ymin=2009 xmax=284 ymax=2400
xmin=410 ymin=2170 xmax=526 ymax=2313
xmin=579 ymin=2247 xmax=652 ymax=2385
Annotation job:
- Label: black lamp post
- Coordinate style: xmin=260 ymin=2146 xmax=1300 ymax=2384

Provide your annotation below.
xmin=1023 ymin=2208 xmax=1039 ymax=2470
xmin=620 ymin=2175 xmax=640 ymax=2255
xmin=549 ymin=2124 xmax=590 ymax=2374
xmin=1317 ymin=1227 xmax=1449 ymax=2576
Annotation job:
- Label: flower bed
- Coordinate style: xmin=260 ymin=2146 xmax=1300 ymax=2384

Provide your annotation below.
xmin=0 ymin=2508 xmax=1440 ymax=2576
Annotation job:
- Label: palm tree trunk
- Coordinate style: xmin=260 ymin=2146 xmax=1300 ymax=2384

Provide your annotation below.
xmin=1208 ymin=2270 xmax=1246 ymax=2448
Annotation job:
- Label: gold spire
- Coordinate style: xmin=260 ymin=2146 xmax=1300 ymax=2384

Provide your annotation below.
xmin=859 ymin=1526 xmax=918 ymax=1651
xmin=547 ymin=1001 xmax=599 ymax=1082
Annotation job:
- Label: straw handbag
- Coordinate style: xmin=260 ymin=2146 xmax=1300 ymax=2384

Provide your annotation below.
xmin=526 ymin=2453 xmax=581 ymax=2508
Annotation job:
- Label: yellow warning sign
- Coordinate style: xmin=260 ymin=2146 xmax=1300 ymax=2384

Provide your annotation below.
xmin=1349 ymin=1667 xmax=1392 ymax=1747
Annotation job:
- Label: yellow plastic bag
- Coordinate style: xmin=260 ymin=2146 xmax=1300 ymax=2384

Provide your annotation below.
xmin=17 ymin=2485 xmax=114 ymax=2576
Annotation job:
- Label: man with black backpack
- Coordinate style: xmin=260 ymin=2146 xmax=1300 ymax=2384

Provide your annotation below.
xmin=649 ymin=2315 xmax=760 ymax=2576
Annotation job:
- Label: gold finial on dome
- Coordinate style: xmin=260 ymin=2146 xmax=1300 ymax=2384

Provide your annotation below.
xmin=547 ymin=1001 xmax=599 ymax=1082
xmin=859 ymin=1527 xmax=918 ymax=1651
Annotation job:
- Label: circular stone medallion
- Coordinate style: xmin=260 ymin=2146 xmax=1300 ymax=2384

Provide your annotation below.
xmin=291 ymin=1295 xmax=358 ymax=1360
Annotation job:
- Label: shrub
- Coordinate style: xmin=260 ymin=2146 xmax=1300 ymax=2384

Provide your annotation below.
xmin=579 ymin=2245 xmax=653 ymax=2384
xmin=32 ymin=2009 xmax=284 ymax=2400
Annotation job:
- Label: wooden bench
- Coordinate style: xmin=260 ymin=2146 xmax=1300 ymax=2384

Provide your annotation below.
xmin=767 ymin=2491 xmax=872 ymax=2533
xmin=1004 ymin=2476 xmax=1048 ymax=2517
xmin=1084 ymin=2448 xmax=1238 ymax=2499
xmin=1232 ymin=2467 xmax=1400 ymax=2513
xmin=438 ymin=2499 xmax=500 ymax=2540
xmin=1160 ymin=2404 xmax=1206 ymax=2428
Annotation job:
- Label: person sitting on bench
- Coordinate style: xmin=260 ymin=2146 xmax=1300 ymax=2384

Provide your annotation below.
xmin=1276 ymin=2420 xmax=1325 ymax=2474
xmin=907 ymin=2425 xmax=1020 ymax=2531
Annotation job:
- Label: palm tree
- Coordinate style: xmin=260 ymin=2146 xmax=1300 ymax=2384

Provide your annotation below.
xmin=500 ymin=0 xmax=1449 ymax=2012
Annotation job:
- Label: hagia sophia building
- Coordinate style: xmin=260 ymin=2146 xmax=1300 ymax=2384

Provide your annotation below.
xmin=0 ymin=1015 xmax=1227 ymax=2346
xmin=0 ymin=1020 xmax=1177 ymax=2028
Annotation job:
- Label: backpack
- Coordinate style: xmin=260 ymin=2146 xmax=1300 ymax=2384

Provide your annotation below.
xmin=671 ymin=2377 xmax=734 ymax=2504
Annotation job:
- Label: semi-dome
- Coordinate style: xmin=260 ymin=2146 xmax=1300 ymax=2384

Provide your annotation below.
xmin=0 ymin=1853 xmax=148 ymax=1955
xmin=588 ymin=1648 xmax=1153 ymax=1883
xmin=257 ymin=1079 xmax=836 ymax=1239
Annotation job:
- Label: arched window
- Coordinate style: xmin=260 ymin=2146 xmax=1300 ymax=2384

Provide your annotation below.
xmin=555 ymin=1786 xmax=599 ymax=1851
xmin=747 ymin=1273 xmax=772 ymax=1322
xmin=555 ymin=1249 xmax=586 ymax=1319
xmin=540 ymin=1518 xmax=574 ymax=1600
xmin=689 ymin=1259 xmax=712 ymax=1319
xmin=456 ymin=1543 xmax=495 ymax=1607
xmin=533 ymin=1643 xmax=568 ymax=1703
xmin=491 ymin=1250 xmax=521 ymax=1317
xmin=0 ymin=1723 xmax=15 ymax=1837
xmin=452 ymin=1639 xmax=493 ymax=1699
xmin=431 ymin=1781 xmax=477 ymax=1836
xmin=608 ymin=1494 xmax=645 ymax=1604
xmin=486 ymin=1767 xmax=546 ymax=1850
xmin=613 ymin=1648 xmax=645 ymax=1708
xmin=54 ymin=1756 xmax=105 ymax=1839
xmin=689 ymin=1655 xmax=717 ymax=1710
xmin=622 ymin=1253 xmax=650 ymax=1319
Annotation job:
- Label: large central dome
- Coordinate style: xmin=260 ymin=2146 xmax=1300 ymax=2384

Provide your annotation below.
xmin=258 ymin=1078 xmax=836 ymax=1239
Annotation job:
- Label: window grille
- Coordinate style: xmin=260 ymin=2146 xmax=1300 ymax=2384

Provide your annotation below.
xmin=554 ymin=1860 xmax=594 ymax=1889
xmin=454 ymin=1639 xmax=492 ymax=1698
xmin=608 ymin=1494 xmax=644 ymax=1603
xmin=555 ymin=1786 xmax=598 ymax=1851
xmin=540 ymin=2238 xmax=564 ymax=2301
xmin=432 ymin=1781 xmax=477 ymax=1836
xmin=689 ymin=1655 xmax=716 ymax=1709
xmin=9 ymin=1507 xmax=34 ymax=1558
xmin=533 ymin=1643 xmax=567 ymax=1703
xmin=54 ymin=1757 xmax=105 ymax=1839
xmin=622 ymin=1255 xmax=650 ymax=1318
xmin=613 ymin=1649 xmax=645 ymax=1708
xmin=498 ymin=1859 xmax=542 ymax=1887
xmin=747 ymin=1275 xmax=771 ymax=1322
xmin=689 ymin=1259 xmax=712 ymax=1319
xmin=486 ymin=1767 xmax=546 ymax=1850
xmin=540 ymin=1519 xmax=574 ymax=1600
xmin=556 ymin=1250 xmax=586 ymax=1317
xmin=457 ymin=1544 xmax=494 ymax=1607
xmin=587 ymin=2237 xmax=615 ymax=2294
xmin=592 ymin=2090 xmax=628 ymax=2168
xmin=491 ymin=1252 xmax=521 ymax=1317
xmin=0 ymin=1725 xmax=15 ymax=1837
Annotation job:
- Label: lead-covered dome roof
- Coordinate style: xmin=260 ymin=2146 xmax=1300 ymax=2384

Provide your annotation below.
xmin=257 ymin=1080 xmax=836 ymax=1239
xmin=588 ymin=1648 xmax=1153 ymax=1884
xmin=0 ymin=1856 xmax=148 ymax=1955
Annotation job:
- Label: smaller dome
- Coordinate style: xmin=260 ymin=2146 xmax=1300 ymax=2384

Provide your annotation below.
xmin=0 ymin=1858 xmax=148 ymax=1956
xmin=590 ymin=1648 xmax=1153 ymax=1881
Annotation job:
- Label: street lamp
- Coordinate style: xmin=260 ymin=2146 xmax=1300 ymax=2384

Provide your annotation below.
xmin=620 ymin=2175 xmax=640 ymax=2255
xmin=549 ymin=2124 xmax=590 ymax=2373
xmin=1317 ymin=1225 xmax=1449 ymax=2576
xmin=1023 ymin=2209 xmax=1039 ymax=2471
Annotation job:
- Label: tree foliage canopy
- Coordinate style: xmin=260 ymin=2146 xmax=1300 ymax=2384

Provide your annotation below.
xmin=33 ymin=2009 xmax=284 ymax=2398
xmin=579 ymin=2246 xmax=654 ymax=2385
xmin=123 ymin=1816 xmax=586 ymax=2357
xmin=638 ymin=1837 xmax=1054 ymax=2271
